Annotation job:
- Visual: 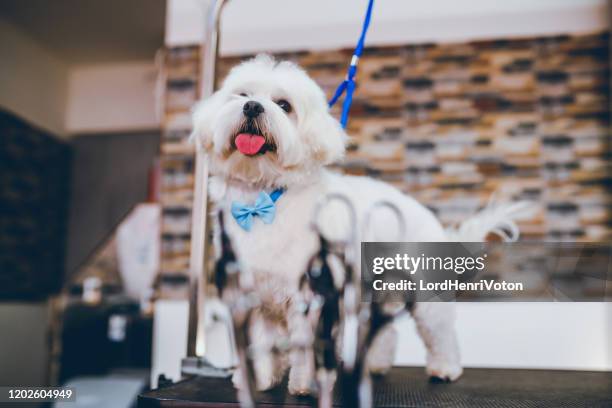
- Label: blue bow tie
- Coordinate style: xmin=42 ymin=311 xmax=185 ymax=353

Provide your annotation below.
xmin=231 ymin=189 xmax=284 ymax=231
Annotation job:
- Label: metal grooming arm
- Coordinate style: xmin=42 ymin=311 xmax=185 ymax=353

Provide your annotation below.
xmin=187 ymin=0 xmax=230 ymax=361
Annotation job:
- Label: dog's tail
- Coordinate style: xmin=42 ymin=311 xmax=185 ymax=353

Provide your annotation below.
xmin=445 ymin=198 xmax=536 ymax=242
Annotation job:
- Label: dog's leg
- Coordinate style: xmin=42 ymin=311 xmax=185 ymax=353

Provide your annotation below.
xmin=286 ymin=299 xmax=316 ymax=396
xmin=411 ymin=302 xmax=463 ymax=382
xmin=367 ymin=325 xmax=397 ymax=375
xmin=232 ymin=310 xmax=288 ymax=391
xmin=287 ymin=346 xmax=316 ymax=396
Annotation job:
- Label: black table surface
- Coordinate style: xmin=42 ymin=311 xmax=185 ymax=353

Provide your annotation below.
xmin=139 ymin=367 xmax=612 ymax=407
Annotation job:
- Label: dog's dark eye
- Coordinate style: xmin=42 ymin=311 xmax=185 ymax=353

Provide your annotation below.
xmin=239 ymin=92 xmax=248 ymax=97
xmin=276 ymin=99 xmax=292 ymax=113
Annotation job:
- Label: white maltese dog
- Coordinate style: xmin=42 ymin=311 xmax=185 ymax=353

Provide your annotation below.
xmin=191 ymin=54 xmax=524 ymax=394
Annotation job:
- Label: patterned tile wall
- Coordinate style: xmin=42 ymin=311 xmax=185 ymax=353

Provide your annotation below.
xmin=160 ymin=46 xmax=199 ymax=275
xmin=159 ymin=32 xmax=610 ymax=276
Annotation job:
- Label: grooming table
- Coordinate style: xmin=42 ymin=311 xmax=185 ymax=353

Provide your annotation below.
xmin=138 ymin=367 xmax=612 ymax=407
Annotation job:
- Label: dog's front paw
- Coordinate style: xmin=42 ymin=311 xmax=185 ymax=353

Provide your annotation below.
xmin=288 ymin=362 xmax=315 ymax=396
xmin=251 ymin=356 xmax=285 ymax=391
xmin=255 ymin=366 xmax=283 ymax=391
xmin=426 ymin=358 xmax=463 ymax=382
xmin=288 ymin=375 xmax=314 ymax=396
xmin=367 ymin=351 xmax=394 ymax=376
xmin=232 ymin=364 xmax=283 ymax=392
xmin=255 ymin=374 xmax=281 ymax=391
xmin=232 ymin=369 xmax=244 ymax=390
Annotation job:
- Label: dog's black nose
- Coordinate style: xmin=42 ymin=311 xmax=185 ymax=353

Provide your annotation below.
xmin=243 ymin=100 xmax=264 ymax=118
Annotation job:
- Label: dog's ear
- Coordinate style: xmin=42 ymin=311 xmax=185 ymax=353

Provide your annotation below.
xmin=190 ymin=93 xmax=224 ymax=152
xmin=303 ymin=108 xmax=348 ymax=164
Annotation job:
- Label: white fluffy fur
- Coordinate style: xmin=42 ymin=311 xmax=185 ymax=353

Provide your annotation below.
xmin=192 ymin=54 xmax=523 ymax=394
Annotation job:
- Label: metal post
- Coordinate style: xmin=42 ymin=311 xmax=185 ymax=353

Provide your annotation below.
xmin=189 ymin=0 xmax=230 ymax=358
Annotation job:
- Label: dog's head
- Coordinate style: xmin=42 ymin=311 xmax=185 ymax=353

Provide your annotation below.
xmin=191 ymin=54 xmax=347 ymax=189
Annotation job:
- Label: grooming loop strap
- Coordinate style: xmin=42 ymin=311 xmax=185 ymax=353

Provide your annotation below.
xmin=363 ymin=200 xmax=407 ymax=241
xmin=311 ymin=193 xmax=358 ymax=251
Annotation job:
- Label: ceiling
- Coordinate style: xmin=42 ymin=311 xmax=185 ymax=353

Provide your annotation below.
xmin=0 ymin=0 xmax=166 ymax=64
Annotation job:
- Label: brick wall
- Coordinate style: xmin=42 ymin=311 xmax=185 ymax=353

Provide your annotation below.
xmin=159 ymin=31 xmax=610 ymax=277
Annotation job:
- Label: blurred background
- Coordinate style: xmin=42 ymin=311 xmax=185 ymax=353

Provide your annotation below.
xmin=0 ymin=0 xmax=610 ymax=406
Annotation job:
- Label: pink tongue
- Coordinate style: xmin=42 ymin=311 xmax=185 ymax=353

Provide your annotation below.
xmin=235 ymin=133 xmax=266 ymax=155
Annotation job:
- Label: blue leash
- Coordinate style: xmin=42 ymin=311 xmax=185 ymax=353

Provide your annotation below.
xmin=328 ymin=0 xmax=375 ymax=129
